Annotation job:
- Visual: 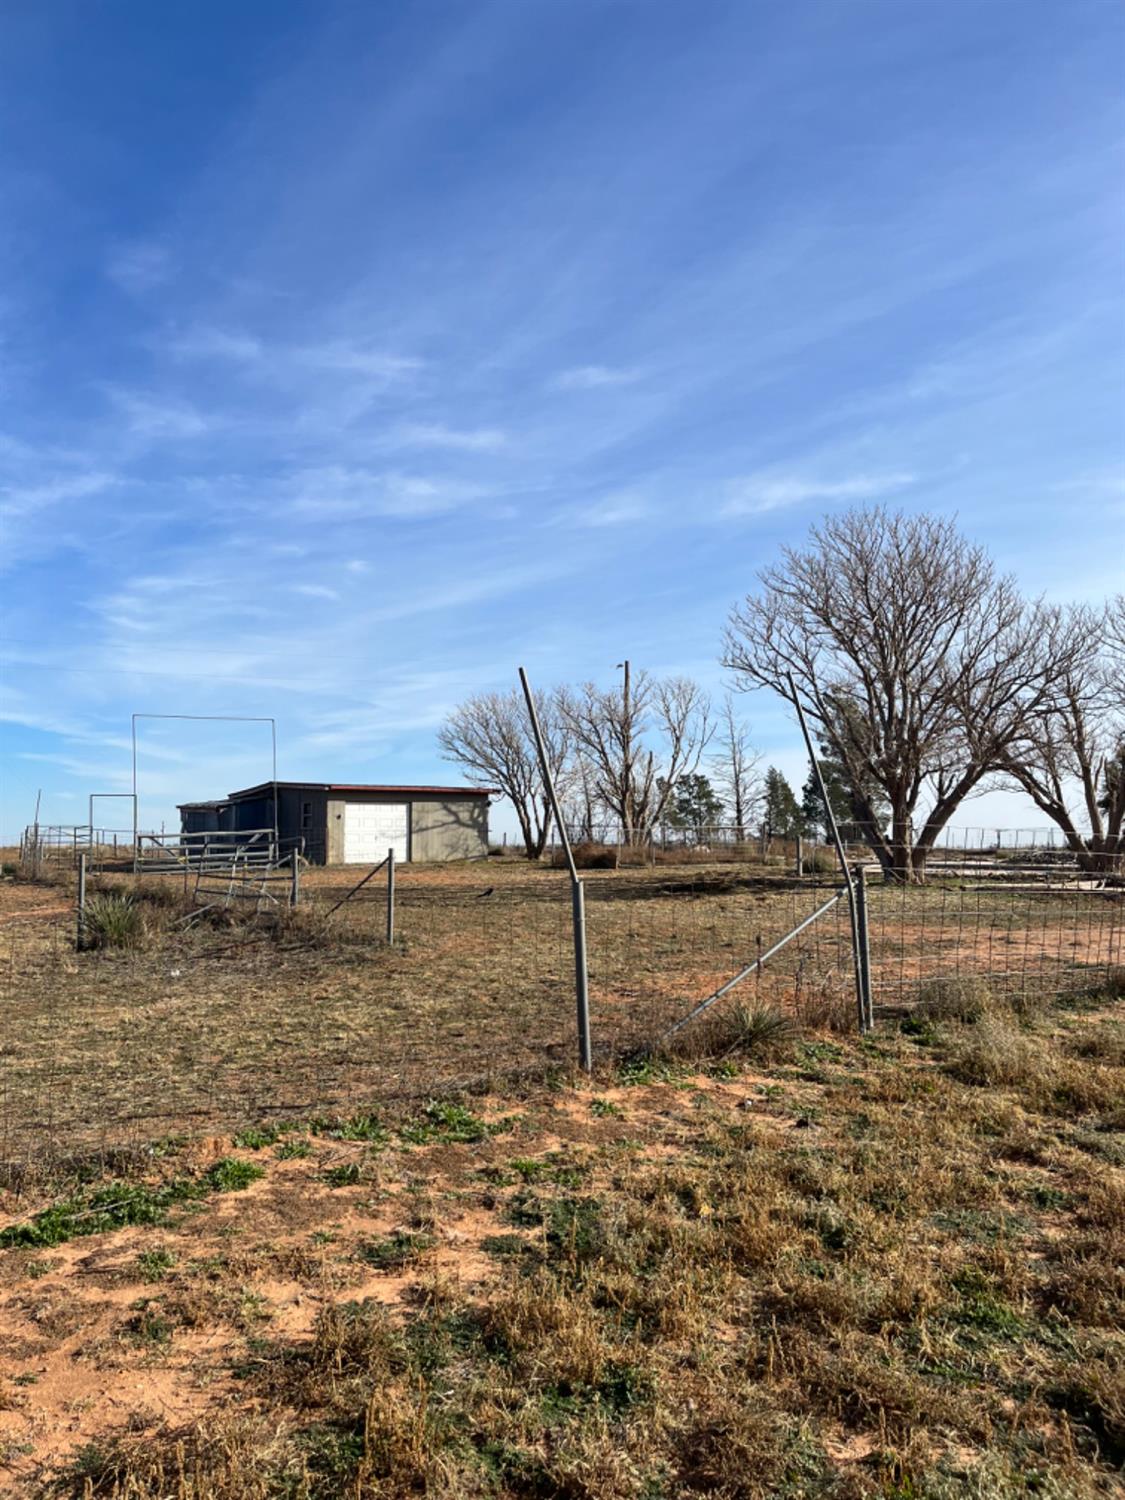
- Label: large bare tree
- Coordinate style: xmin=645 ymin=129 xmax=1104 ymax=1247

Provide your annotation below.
xmin=997 ymin=600 xmax=1124 ymax=873
xmin=711 ymin=694 xmax=762 ymax=839
xmin=560 ymin=664 xmax=711 ymax=845
xmin=438 ymin=687 xmax=572 ymax=859
xmin=723 ymin=507 xmax=1076 ymax=883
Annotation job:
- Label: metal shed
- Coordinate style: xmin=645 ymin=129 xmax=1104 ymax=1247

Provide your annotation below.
xmin=181 ymin=782 xmax=494 ymax=865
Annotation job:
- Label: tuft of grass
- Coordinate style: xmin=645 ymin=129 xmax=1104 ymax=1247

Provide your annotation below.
xmin=322 ymin=1163 xmax=363 ymax=1189
xmin=725 ymin=1000 xmax=798 ymax=1053
xmin=399 ymin=1100 xmax=503 ymax=1146
xmin=327 ymin=1112 xmax=388 ymax=1145
xmin=802 ymin=849 xmax=837 ymax=875
xmin=232 ymin=1126 xmax=280 ymax=1150
xmin=204 ymin=1158 xmax=265 ymax=1192
xmin=81 ymin=892 xmax=143 ymax=950
xmin=944 ymin=1015 xmax=1052 ymax=1090
xmin=136 ymin=1248 xmax=177 ymax=1282
xmin=356 ymin=1231 xmax=435 ymax=1271
xmin=274 ymin=1137 xmax=311 ymax=1160
xmin=917 ymin=974 xmax=992 ymax=1023
xmin=589 ymin=1097 xmax=622 ymax=1117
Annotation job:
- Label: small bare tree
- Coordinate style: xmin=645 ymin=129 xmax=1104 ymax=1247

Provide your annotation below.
xmin=560 ymin=664 xmax=711 ymax=845
xmin=998 ymin=601 xmax=1124 ymax=873
xmin=712 ymin=694 xmax=762 ymax=840
xmin=561 ymin=754 xmax=601 ymax=843
xmin=723 ymin=507 xmax=1077 ymax=883
xmin=438 ymin=687 xmax=572 ymax=859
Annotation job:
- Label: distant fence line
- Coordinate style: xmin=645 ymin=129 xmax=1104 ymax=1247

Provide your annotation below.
xmin=560 ymin=823 xmax=1086 ymax=854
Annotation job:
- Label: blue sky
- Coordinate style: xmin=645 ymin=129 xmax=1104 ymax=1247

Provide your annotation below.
xmin=1 ymin=0 xmax=1123 ymax=842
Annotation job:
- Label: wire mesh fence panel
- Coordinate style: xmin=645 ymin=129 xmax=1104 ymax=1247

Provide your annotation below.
xmin=0 ymin=867 xmax=580 ymax=1170
xmin=865 ymin=883 xmax=1123 ymax=1012
xmin=582 ymin=873 xmax=855 ymax=1049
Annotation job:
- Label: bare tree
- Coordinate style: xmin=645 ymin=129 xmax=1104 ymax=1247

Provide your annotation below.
xmin=560 ymin=664 xmax=711 ymax=845
xmin=561 ymin=753 xmax=601 ymax=843
xmin=712 ymin=694 xmax=762 ymax=839
xmin=723 ymin=507 xmax=1076 ymax=883
xmin=438 ymin=687 xmax=572 ymax=859
xmin=997 ymin=602 xmax=1124 ymax=873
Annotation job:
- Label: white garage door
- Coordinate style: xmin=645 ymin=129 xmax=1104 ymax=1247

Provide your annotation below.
xmin=343 ymin=801 xmax=409 ymax=864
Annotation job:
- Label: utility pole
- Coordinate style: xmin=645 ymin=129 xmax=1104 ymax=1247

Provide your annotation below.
xmin=616 ymin=660 xmax=631 ymax=845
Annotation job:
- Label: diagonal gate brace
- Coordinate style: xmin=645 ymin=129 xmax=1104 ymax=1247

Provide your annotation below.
xmin=657 ymin=886 xmax=847 ymax=1046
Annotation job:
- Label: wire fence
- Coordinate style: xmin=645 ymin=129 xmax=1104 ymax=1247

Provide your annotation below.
xmin=0 ymin=860 xmax=1121 ymax=1173
xmin=563 ymin=823 xmax=1085 ymax=854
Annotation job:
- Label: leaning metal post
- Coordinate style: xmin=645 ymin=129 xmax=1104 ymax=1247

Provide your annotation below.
xmin=519 ymin=666 xmax=592 ymax=1071
xmin=787 ymin=673 xmax=868 ymax=1034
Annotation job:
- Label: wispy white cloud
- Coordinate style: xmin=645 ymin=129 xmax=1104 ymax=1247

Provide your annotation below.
xmin=392 ymin=422 xmax=507 ymax=452
xmin=554 ymin=364 xmax=643 ymax=390
xmin=721 ymin=471 xmax=918 ymax=517
xmin=1054 ymin=468 xmax=1125 ymax=500
xmin=296 ymin=342 xmax=423 ymax=383
xmin=293 ymin=583 xmax=340 ymax=601
xmin=0 ymin=471 xmax=116 ymax=521
xmin=288 ymin=466 xmax=487 ymax=519
xmin=106 ymin=240 xmax=174 ymax=295
xmin=556 ymin=491 xmax=650 ymax=528
xmin=104 ymin=387 xmax=211 ymax=439
xmin=165 ymin=329 xmax=422 ymax=391
xmin=167 ymin=325 xmax=264 ymax=363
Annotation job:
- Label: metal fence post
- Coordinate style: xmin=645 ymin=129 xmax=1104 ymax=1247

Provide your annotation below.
xmin=796 ymin=834 xmax=803 ymax=878
xmin=290 ymin=848 xmax=301 ymax=907
xmin=386 ymin=847 xmax=395 ymax=944
xmin=788 ymin=673 xmax=866 ymax=1034
xmin=76 ymin=852 xmax=87 ymax=951
xmin=519 ymin=665 xmax=593 ymax=1071
xmin=572 ymin=880 xmax=591 ymax=1067
xmin=854 ymin=863 xmax=873 ymax=1032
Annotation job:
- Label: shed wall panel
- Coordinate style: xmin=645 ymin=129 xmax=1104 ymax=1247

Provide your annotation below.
xmin=410 ymin=798 xmax=489 ymax=861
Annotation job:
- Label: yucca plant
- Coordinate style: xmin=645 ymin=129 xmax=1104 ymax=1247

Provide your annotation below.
xmin=726 ymin=1000 xmax=798 ymax=1053
xmin=691 ymin=999 xmax=798 ymax=1061
xmin=81 ymin=892 xmax=144 ymax=950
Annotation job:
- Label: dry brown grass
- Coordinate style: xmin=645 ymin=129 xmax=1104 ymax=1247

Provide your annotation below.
xmin=0 ymin=983 xmax=1121 ymax=1496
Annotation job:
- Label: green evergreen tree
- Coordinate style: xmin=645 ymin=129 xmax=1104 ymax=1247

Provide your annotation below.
xmin=762 ymin=767 xmax=801 ymax=839
xmin=659 ymin=774 xmax=724 ymax=839
xmin=801 ymin=753 xmax=889 ymax=843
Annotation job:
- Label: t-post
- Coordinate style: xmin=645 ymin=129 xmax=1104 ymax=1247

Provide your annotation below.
xmin=518 ymin=666 xmax=592 ymax=1071
xmin=787 ymin=673 xmax=870 ymax=1034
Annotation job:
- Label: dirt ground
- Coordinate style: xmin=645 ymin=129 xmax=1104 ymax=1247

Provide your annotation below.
xmin=0 ymin=991 xmax=1122 ymax=1498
